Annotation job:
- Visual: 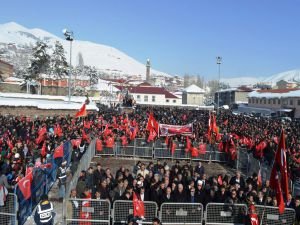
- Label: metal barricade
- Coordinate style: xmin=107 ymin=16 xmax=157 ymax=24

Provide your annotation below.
xmin=160 ymin=203 xmax=203 ymax=225
xmin=236 ymin=148 xmax=249 ymax=176
xmin=154 ymin=139 xmax=172 ymax=159
xmin=115 ymin=140 xmax=135 ymax=157
xmin=113 ymin=200 xmax=158 ymax=224
xmin=134 ymin=139 xmax=153 ymax=158
xmin=64 ymin=198 xmax=110 ymax=225
xmin=0 ymin=193 xmax=18 ymax=225
xmin=98 ymin=146 xmax=115 ymax=156
xmin=205 ymin=203 xmax=247 ymax=225
xmin=66 ymin=139 xmax=96 ymax=196
xmin=255 ymin=205 xmax=295 ymax=225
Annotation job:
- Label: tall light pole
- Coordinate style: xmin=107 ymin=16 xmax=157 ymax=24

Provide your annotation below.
xmin=63 ymin=29 xmax=74 ymax=102
xmin=216 ymin=56 xmax=222 ymax=113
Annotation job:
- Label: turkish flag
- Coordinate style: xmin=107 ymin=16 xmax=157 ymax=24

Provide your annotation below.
xmin=106 ymin=137 xmax=115 ymax=148
xmin=121 ymin=135 xmax=128 ymax=146
xmin=270 ymin=129 xmax=289 ymax=214
xmin=41 ymin=142 xmax=46 ymax=157
xmin=249 ymin=213 xmax=259 ymax=225
xmin=96 ymin=138 xmax=103 ymax=152
xmin=18 ymin=172 xmax=33 ymax=200
xmin=257 ymin=168 xmax=262 ymax=187
xmin=171 ymin=141 xmax=177 ymax=155
xmin=191 ymin=147 xmax=199 ymax=157
xmin=54 ymin=124 xmax=63 ymax=137
xmin=53 ymin=144 xmax=64 ymax=159
xmin=146 ymin=112 xmax=159 ymax=135
xmin=71 ymin=138 xmax=82 ymax=147
xmin=199 ymin=144 xmax=206 ymax=154
xmin=185 ymin=137 xmax=191 ymax=153
xmin=133 ymin=192 xmax=145 ymax=217
xmin=147 ymin=129 xmax=156 ymax=142
xmin=75 ymin=103 xmax=87 ymax=118
xmin=130 ymin=126 xmax=138 ymax=140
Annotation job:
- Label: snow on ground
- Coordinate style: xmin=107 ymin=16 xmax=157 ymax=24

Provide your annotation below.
xmin=0 ymin=93 xmax=98 ymax=110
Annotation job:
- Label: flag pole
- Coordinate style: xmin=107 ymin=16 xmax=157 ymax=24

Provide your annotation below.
xmin=259 ymin=128 xmax=286 ymax=225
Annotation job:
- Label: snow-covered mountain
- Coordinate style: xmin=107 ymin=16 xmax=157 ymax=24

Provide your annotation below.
xmin=261 ymin=69 xmax=300 ymax=86
xmin=0 ymin=22 xmax=170 ymax=78
xmin=220 ymin=77 xmax=261 ymax=87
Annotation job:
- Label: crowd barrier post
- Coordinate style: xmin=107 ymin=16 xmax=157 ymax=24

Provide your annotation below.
xmin=159 ymin=202 xmax=203 ymax=225
xmin=255 ymin=205 xmax=295 ymax=225
xmin=0 ymin=193 xmax=18 ymax=225
xmin=205 ymin=203 xmax=248 ymax=225
xmin=112 ymin=200 xmax=158 ymax=224
xmin=64 ymin=198 xmax=110 ymax=225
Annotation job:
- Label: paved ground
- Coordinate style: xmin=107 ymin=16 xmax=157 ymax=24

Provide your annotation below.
xmin=24 ymin=157 xmax=236 ymax=225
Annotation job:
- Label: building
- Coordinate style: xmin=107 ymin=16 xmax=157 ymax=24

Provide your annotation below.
xmin=276 ymin=80 xmax=298 ymax=89
xmin=0 ymin=59 xmax=14 ymax=80
xmin=38 ymin=75 xmax=90 ymax=88
xmin=248 ymin=88 xmax=300 ymax=118
xmin=114 ymin=83 xmax=180 ymax=105
xmin=182 ymin=84 xmax=205 ymax=105
xmin=215 ymin=86 xmax=253 ymax=106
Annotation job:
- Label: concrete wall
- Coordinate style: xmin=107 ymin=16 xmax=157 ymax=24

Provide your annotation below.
xmin=182 ymin=92 xmax=204 ymax=105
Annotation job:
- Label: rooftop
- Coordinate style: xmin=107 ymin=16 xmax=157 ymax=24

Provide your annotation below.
xmin=183 ymin=84 xmax=205 ymax=93
xmin=115 ymin=85 xmax=178 ymax=99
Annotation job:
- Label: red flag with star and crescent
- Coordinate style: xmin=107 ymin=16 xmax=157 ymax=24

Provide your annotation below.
xmin=269 ymin=129 xmax=289 ymax=214
xmin=133 ymin=192 xmax=145 ymax=217
xmin=18 ymin=171 xmax=33 ymax=200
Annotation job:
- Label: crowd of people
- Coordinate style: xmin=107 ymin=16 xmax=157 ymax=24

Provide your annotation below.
xmin=0 ymin=105 xmax=299 ymax=223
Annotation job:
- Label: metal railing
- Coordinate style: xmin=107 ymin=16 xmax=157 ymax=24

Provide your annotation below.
xmin=65 ymin=139 xmax=96 ymax=197
xmin=64 ymin=198 xmax=110 ymax=225
xmin=255 ymin=205 xmax=295 ymax=225
xmin=159 ymin=203 xmax=203 ymax=225
xmin=205 ymin=203 xmax=248 ymax=225
xmin=97 ymin=138 xmax=229 ymax=162
xmin=0 ymin=193 xmax=18 ymax=225
xmin=112 ymin=200 xmax=158 ymax=224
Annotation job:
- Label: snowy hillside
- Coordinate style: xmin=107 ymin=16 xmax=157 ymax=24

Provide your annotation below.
xmin=261 ymin=69 xmax=300 ymax=86
xmin=220 ymin=77 xmax=261 ymax=87
xmin=0 ymin=22 xmax=170 ymax=77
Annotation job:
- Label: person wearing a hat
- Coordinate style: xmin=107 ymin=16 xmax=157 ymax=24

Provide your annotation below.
xmin=34 ymin=194 xmax=55 ymax=225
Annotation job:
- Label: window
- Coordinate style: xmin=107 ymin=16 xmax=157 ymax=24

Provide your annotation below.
xmin=260 ymin=99 xmax=262 ymax=104
xmin=278 ymin=99 xmax=281 ymax=104
xmin=263 ymin=98 xmax=266 ymax=104
xmin=173 ymin=100 xmax=176 ymax=103
xmin=144 ymin=95 xmax=148 ymax=102
xmin=137 ymin=95 xmax=140 ymax=100
xmin=273 ymin=99 xmax=276 ymax=104
xmin=298 ymin=99 xmax=300 ymax=105
xmin=152 ymin=96 xmax=155 ymax=102
xmin=268 ymin=99 xmax=271 ymax=104
xmin=290 ymin=99 xmax=293 ymax=105
xmin=166 ymin=99 xmax=169 ymax=103
xmin=256 ymin=99 xmax=258 ymax=104
xmin=249 ymin=98 xmax=251 ymax=104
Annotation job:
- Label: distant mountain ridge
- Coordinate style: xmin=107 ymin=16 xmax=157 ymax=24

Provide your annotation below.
xmin=0 ymin=22 xmax=170 ymax=78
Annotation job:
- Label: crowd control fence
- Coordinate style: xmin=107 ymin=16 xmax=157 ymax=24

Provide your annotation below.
xmin=255 ymin=205 xmax=295 ymax=225
xmin=64 ymin=198 xmax=110 ymax=225
xmin=205 ymin=203 xmax=248 ymax=225
xmin=159 ymin=202 xmax=203 ymax=225
xmin=0 ymin=193 xmax=18 ymax=225
xmin=97 ymin=138 xmax=229 ymax=163
xmin=112 ymin=200 xmax=158 ymax=225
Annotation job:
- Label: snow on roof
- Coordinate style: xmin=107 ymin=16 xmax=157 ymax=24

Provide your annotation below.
xmin=0 ymin=92 xmax=97 ymax=104
xmin=183 ymin=84 xmax=205 ymax=93
xmin=0 ymin=96 xmax=98 ymax=110
xmin=248 ymin=89 xmax=300 ymax=98
xmin=114 ymin=85 xmax=179 ymax=99
xmin=4 ymin=77 xmax=24 ymax=82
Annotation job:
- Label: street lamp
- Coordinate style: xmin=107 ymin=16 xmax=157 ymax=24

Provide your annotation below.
xmin=216 ymin=56 xmax=222 ymax=113
xmin=63 ymin=29 xmax=74 ymax=102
